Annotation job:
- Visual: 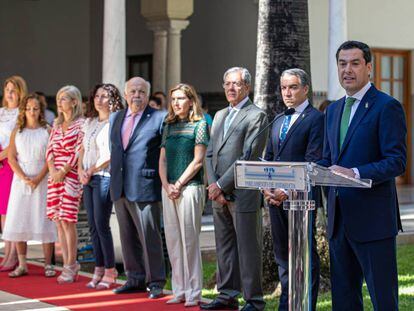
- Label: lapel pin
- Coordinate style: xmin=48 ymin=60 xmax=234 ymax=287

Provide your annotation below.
xmin=365 ymin=103 xmax=369 ymax=109
xmin=147 ymin=114 xmax=150 ymax=117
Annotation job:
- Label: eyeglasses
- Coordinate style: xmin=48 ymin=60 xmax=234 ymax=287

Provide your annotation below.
xmin=222 ymin=81 xmax=245 ymax=89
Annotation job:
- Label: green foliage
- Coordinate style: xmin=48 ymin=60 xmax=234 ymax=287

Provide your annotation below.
xmin=200 ymin=244 xmax=414 ymax=311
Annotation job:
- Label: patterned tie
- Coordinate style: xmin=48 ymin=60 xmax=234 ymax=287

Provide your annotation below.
xmin=122 ymin=113 xmax=138 ymax=149
xmin=279 ymin=114 xmax=292 ymax=146
xmin=339 ymin=97 xmax=356 ymax=148
xmin=223 ymin=108 xmax=237 ymax=137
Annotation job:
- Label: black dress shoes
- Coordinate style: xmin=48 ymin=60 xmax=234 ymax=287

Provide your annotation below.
xmin=200 ymin=299 xmax=239 ymax=310
xmin=112 ymin=282 xmax=146 ymax=294
xmin=240 ymin=303 xmax=259 ymax=311
xmin=148 ymin=285 xmax=163 ymax=299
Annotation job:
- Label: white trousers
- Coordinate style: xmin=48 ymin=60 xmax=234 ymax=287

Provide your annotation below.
xmin=162 ymin=185 xmax=204 ymax=302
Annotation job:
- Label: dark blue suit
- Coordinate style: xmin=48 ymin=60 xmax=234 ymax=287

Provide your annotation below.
xmin=110 ymin=106 xmax=166 ymax=203
xmin=109 ymin=105 xmax=167 ymax=287
xmin=265 ymin=103 xmax=323 ymax=311
xmin=319 ymin=85 xmax=406 ymax=310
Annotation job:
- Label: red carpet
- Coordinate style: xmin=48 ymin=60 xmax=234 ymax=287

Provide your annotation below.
xmin=0 ymin=262 xmax=198 ymax=310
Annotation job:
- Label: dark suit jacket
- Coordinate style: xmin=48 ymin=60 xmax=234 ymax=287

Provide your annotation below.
xmin=109 ymin=105 xmax=166 ymax=203
xmin=318 ymin=85 xmax=406 ymax=242
xmin=265 ymin=104 xmax=324 ymax=163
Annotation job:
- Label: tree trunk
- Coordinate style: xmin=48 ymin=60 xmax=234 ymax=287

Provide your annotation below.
xmin=254 ymin=0 xmax=324 ymax=295
xmin=254 ymin=0 xmax=312 ymax=119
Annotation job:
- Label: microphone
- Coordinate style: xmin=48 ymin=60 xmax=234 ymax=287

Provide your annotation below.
xmin=244 ymin=107 xmax=295 ymax=160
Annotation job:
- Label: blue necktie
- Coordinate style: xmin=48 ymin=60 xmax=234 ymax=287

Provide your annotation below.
xmin=279 ymin=114 xmax=292 ymax=145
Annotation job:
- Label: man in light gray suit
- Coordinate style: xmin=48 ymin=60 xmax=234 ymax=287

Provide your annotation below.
xmin=202 ymin=67 xmax=268 ymax=311
xmin=109 ymin=77 xmax=166 ymax=299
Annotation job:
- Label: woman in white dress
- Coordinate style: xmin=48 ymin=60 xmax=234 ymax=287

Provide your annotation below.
xmin=0 ymin=75 xmax=27 ymax=271
xmin=2 ymin=93 xmax=57 ymax=277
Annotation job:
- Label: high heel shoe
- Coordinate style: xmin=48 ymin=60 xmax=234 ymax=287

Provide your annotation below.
xmin=86 ymin=266 xmax=104 ymax=288
xmin=96 ymin=268 xmax=118 ymax=290
xmin=57 ymin=262 xmax=80 ymax=284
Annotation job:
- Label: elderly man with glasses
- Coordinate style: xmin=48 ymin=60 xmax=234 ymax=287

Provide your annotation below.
xmin=203 ymin=67 xmax=268 ymax=311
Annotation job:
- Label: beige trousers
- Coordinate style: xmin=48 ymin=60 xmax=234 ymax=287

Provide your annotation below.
xmin=162 ymin=185 xmax=204 ymax=302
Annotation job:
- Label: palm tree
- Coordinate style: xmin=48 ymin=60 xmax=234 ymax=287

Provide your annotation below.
xmin=254 ymin=0 xmax=312 ymax=118
xmin=254 ymin=0 xmax=330 ymax=294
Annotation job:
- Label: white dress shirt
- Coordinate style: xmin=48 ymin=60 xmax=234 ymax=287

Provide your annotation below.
xmin=346 ymin=81 xmax=372 ymax=125
xmin=224 ymin=96 xmax=249 ymax=134
xmin=279 ymin=99 xmax=309 ymax=137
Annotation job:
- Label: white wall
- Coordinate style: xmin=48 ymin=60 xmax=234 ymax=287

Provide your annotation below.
xmin=308 ymin=0 xmax=329 ymax=93
xmin=308 ymin=0 xmax=414 ymax=93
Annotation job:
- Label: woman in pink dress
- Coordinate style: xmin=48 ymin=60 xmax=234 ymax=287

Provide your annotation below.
xmin=0 ymin=76 xmax=27 ymax=271
xmin=46 ymin=85 xmax=84 ymax=283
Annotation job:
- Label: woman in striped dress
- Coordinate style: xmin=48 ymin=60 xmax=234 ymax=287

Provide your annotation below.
xmin=46 ymin=85 xmax=84 ymax=283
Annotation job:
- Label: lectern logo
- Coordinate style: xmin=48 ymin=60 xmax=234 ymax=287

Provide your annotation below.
xmin=264 ymin=167 xmax=275 ymax=180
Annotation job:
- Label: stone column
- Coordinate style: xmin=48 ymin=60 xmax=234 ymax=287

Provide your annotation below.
xmin=166 ymin=20 xmax=189 ymax=90
xmin=328 ymin=0 xmax=347 ymax=100
xmin=147 ymin=22 xmax=168 ymax=93
xmin=141 ymin=0 xmax=193 ymax=93
xmin=102 ymin=0 xmax=126 ymax=92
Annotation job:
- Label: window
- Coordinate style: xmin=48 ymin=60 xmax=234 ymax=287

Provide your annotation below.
xmin=127 ymin=54 xmax=153 ymax=85
xmin=372 ymin=49 xmax=411 ymax=184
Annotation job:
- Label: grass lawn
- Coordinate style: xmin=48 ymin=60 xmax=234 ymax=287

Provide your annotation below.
xmin=195 ymin=244 xmax=414 ymax=310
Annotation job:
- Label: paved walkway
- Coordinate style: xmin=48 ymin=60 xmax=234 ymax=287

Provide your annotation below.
xmin=0 ymin=291 xmax=67 ymax=311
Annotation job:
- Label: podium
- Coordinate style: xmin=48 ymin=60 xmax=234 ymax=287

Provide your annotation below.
xmin=234 ymin=161 xmax=372 ymax=311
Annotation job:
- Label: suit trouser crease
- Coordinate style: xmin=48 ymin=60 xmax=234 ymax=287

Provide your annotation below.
xmin=213 ymin=202 xmax=265 ymax=310
xmin=329 ymin=205 xmax=398 ymax=311
xmin=83 ymin=175 xmax=115 ymax=268
xmin=162 ymin=185 xmax=204 ymax=301
xmin=114 ymin=198 xmax=166 ymax=287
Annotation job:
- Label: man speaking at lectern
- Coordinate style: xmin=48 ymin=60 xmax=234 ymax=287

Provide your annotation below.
xmin=319 ymin=41 xmax=406 ymax=310
xmin=263 ymin=68 xmax=323 ymax=311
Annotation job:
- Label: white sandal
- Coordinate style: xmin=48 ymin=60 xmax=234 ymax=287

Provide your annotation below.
xmin=44 ymin=265 xmax=56 ymax=277
xmin=86 ymin=266 xmax=104 ymax=288
xmin=96 ymin=268 xmax=118 ymax=290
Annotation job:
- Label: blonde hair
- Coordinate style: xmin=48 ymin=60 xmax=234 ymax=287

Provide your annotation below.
xmin=165 ymin=83 xmax=203 ymax=124
xmin=55 ymin=85 xmax=83 ymax=125
xmin=2 ymin=75 xmax=28 ymax=108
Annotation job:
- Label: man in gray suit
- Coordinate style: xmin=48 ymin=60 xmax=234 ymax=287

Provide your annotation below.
xmin=109 ymin=77 xmax=166 ymax=299
xmin=202 ymin=67 xmax=268 ymax=311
